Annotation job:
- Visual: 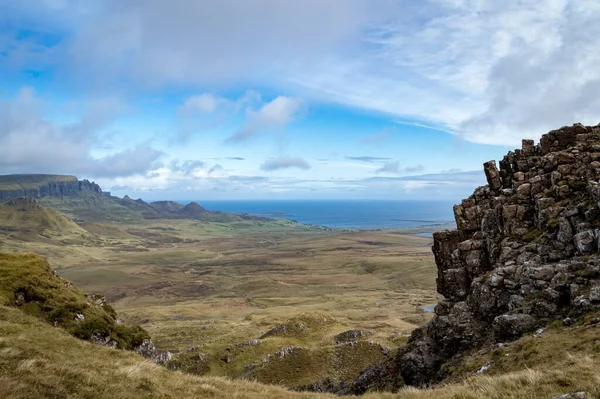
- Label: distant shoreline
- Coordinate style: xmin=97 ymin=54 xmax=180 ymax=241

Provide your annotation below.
xmin=175 ymin=199 xmax=457 ymax=231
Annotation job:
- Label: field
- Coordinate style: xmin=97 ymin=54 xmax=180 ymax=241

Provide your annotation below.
xmin=0 ymin=212 xmax=439 ymax=387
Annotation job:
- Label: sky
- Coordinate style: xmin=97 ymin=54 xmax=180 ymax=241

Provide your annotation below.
xmin=1 ymin=0 xmax=599 ymax=201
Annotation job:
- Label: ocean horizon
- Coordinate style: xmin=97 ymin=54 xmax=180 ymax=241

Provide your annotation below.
xmin=178 ymin=199 xmax=457 ymax=229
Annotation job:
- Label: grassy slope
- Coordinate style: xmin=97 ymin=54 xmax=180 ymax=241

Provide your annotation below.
xmin=169 ymin=312 xmax=390 ymax=387
xmin=0 ymin=199 xmax=89 ymax=238
xmin=0 ymin=253 xmax=148 ymax=349
xmin=40 ymin=191 xmax=143 ymax=222
xmin=0 ymin=174 xmax=77 ymax=191
xmin=2 ymin=303 xmax=600 ymax=399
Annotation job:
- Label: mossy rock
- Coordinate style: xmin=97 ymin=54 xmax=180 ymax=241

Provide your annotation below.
xmin=0 ymin=252 xmax=148 ymax=349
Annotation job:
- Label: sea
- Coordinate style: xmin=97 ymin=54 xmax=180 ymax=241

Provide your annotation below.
xmin=183 ymin=200 xmax=457 ymax=230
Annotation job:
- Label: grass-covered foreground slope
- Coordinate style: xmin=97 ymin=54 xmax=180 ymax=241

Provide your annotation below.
xmin=0 ymin=253 xmax=148 ymax=349
xmin=2 ymin=302 xmax=600 ymax=399
xmin=1 ymin=255 xmax=600 ymax=397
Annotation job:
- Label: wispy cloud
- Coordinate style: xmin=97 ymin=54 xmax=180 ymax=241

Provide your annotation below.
xmin=375 ymin=161 xmax=424 ymax=174
xmin=346 ymin=156 xmax=391 ymax=163
xmin=260 ymin=156 xmax=311 ymax=171
xmin=228 ymin=175 xmax=269 ymax=182
xmin=226 ymin=96 xmax=305 ymax=143
xmin=360 ymin=128 xmax=391 ymax=146
xmin=170 ymin=160 xmax=205 ymax=176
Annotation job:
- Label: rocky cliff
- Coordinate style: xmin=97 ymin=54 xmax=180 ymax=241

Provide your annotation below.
xmin=392 ymin=123 xmax=600 ymax=386
xmin=0 ymin=174 xmax=102 ymax=203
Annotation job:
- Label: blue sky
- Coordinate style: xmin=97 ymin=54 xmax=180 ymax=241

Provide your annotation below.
xmin=1 ymin=0 xmax=599 ymax=200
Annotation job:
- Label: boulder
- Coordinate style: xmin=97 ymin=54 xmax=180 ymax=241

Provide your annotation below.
xmin=574 ymin=230 xmax=596 ymax=254
xmin=492 ymin=314 xmax=537 ymax=340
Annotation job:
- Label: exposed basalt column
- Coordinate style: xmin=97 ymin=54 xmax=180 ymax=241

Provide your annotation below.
xmin=0 ymin=179 xmax=102 ymax=203
xmin=396 ymin=123 xmax=600 ymax=386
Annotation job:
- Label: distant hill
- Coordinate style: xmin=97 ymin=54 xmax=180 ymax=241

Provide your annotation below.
xmin=178 ymin=201 xmax=207 ymax=217
xmin=0 ymin=174 xmax=271 ymax=223
xmin=148 ymin=200 xmax=183 ymax=213
xmin=0 ymin=174 xmax=78 ymax=190
xmin=0 ymin=174 xmax=103 ymax=203
xmin=0 ymin=197 xmax=89 ymax=239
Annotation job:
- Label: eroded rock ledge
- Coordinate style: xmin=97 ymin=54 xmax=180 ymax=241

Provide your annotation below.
xmin=395 ymin=123 xmax=600 ymax=386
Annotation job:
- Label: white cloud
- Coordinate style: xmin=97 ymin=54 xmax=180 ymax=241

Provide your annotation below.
xmin=260 ymin=156 xmax=311 ymax=171
xmin=227 ymin=96 xmax=304 ymax=143
xmin=252 ymin=96 xmax=303 ymax=126
xmin=5 ymin=1 xmax=600 ymax=147
xmin=0 ymin=87 xmax=162 ymax=178
xmin=375 ymin=162 xmax=425 ymax=174
xmin=180 ymin=94 xmax=221 ymax=114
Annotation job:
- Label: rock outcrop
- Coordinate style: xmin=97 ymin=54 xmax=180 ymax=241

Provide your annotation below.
xmin=0 ymin=174 xmax=102 ymax=203
xmin=394 ymin=123 xmax=600 ymax=386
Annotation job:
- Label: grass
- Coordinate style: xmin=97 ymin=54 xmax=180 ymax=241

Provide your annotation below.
xmin=0 ymin=253 xmax=148 ymax=349
xmin=2 ymin=202 xmax=600 ymax=396
xmin=0 ymin=198 xmax=89 ymax=240
xmin=40 ymin=191 xmax=144 ymax=222
xmin=0 ymin=174 xmax=77 ymax=191
xmin=0 ymin=205 xmax=439 ymax=387
xmin=443 ymin=313 xmax=600 ymax=385
xmin=2 ymin=304 xmax=600 ymax=398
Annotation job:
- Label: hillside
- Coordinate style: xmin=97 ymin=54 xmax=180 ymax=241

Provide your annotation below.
xmin=0 ymin=174 xmax=78 ymax=190
xmin=1 ymin=255 xmax=599 ymax=398
xmin=0 ymin=252 xmax=149 ymax=350
xmin=0 ymin=174 xmax=102 ymax=203
xmin=332 ymin=123 xmax=600 ymax=394
xmin=0 ymin=197 xmax=89 ymax=241
xmin=6 ymin=126 xmax=600 ymax=398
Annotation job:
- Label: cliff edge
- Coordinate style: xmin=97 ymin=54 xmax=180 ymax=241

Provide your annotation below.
xmin=394 ymin=123 xmax=600 ymax=386
xmin=0 ymin=174 xmax=102 ymax=203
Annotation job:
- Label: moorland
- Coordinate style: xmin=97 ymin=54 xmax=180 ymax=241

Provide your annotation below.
xmin=0 ymin=177 xmax=439 ymax=388
xmin=4 ymin=152 xmax=600 ymax=399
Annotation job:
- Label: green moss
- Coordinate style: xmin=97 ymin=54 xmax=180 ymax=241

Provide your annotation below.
xmin=0 ymin=252 xmax=148 ymax=349
xmin=523 ymin=229 xmax=543 ymax=242
xmin=547 ymin=217 xmax=559 ymax=230
xmin=568 ymin=180 xmax=588 ymax=191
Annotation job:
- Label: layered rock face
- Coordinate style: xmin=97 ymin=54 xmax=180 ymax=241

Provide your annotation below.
xmin=398 ymin=124 xmax=600 ymax=385
xmin=0 ymin=176 xmax=102 ymax=203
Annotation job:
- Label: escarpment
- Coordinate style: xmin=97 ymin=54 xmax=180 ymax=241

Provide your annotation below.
xmin=396 ymin=123 xmax=600 ymax=386
xmin=0 ymin=174 xmax=103 ymax=202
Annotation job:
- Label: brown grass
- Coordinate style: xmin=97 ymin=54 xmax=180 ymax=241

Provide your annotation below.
xmin=2 ymin=305 xmax=600 ymax=399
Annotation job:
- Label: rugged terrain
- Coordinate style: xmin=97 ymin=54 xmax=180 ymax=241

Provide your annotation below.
xmin=3 ymin=254 xmax=600 ymax=399
xmin=0 ymin=174 xmax=269 ymax=222
xmin=330 ymin=123 xmax=600 ymax=394
xmin=0 ymin=174 xmax=102 ymax=203
xmin=0 ymin=180 xmax=439 ymax=390
xmin=5 ymin=124 xmax=600 ymax=398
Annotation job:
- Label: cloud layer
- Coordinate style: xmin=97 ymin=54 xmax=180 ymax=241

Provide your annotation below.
xmin=0 ymin=87 xmax=162 ymax=178
xmin=4 ymin=1 xmax=598 ymax=146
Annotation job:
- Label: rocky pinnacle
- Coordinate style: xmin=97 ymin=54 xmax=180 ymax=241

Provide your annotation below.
xmin=398 ymin=123 xmax=600 ymax=386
